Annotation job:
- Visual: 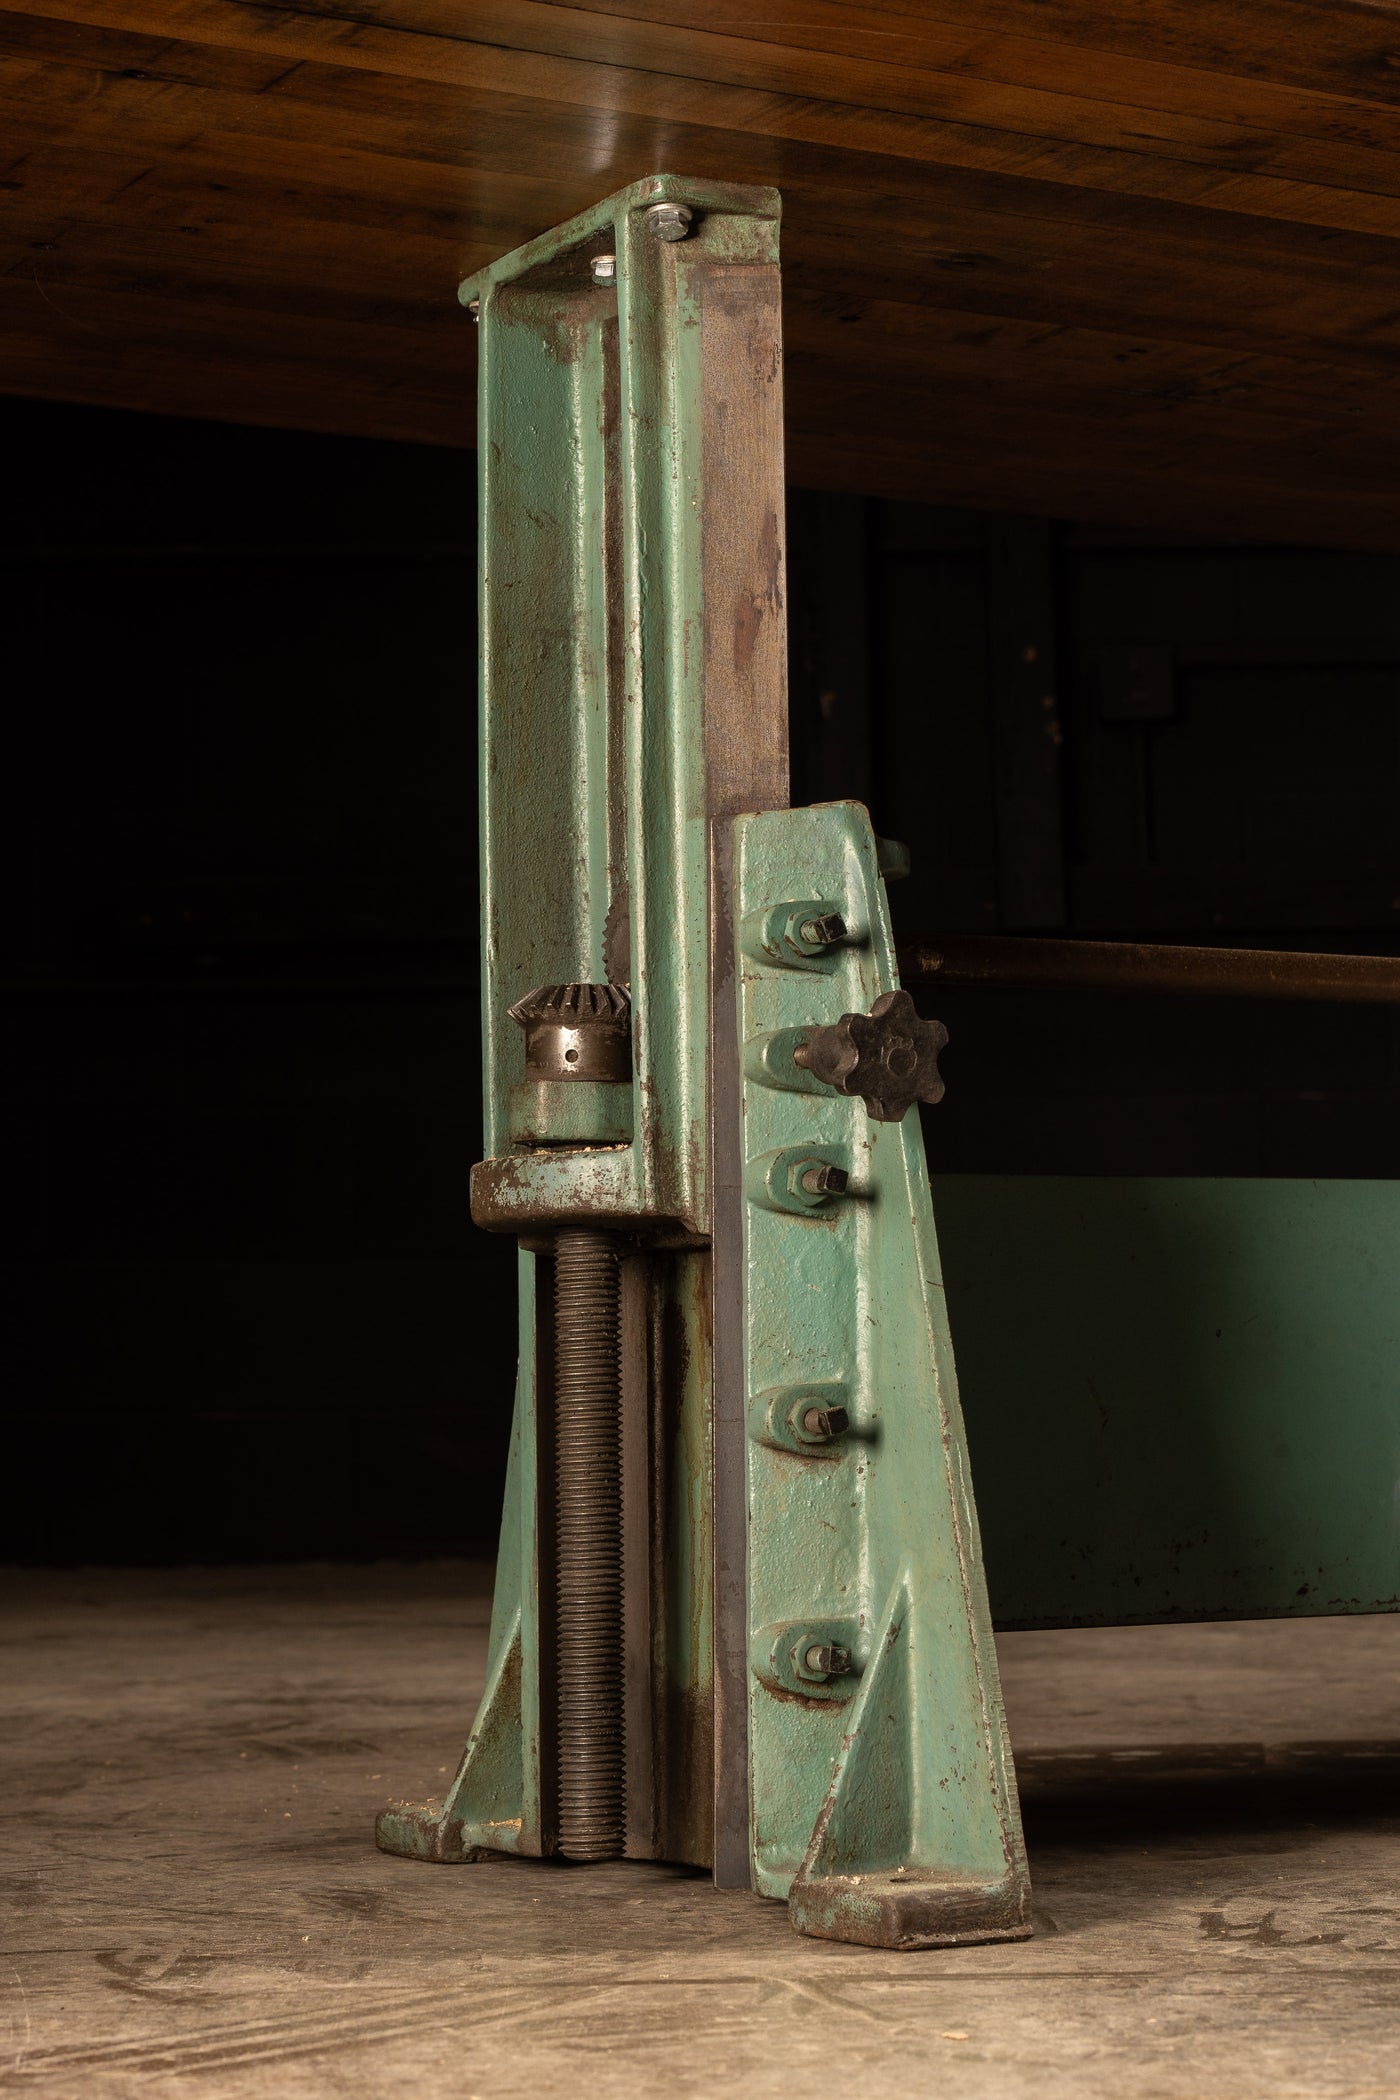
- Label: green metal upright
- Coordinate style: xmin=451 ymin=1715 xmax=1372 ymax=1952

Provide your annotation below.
xmin=376 ymin=174 xmax=1030 ymax=1948
xmin=735 ymin=803 xmax=1027 ymax=1945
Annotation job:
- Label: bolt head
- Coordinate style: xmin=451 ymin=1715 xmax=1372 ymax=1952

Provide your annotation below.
xmin=644 ymin=201 xmax=693 ymax=242
xmin=803 ymin=1643 xmax=852 ymax=1679
xmin=800 ymin=911 xmax=848 ymax=949
xmin=467 ymin=297 xmax=480 ymax=323
xmin=799 ymin=1163 xmax=848 ymax=1199
xmin=591 ymin=253 xmax=616 ymax=285
xmin=801 ymin=1404 xmax=850 ymax=1440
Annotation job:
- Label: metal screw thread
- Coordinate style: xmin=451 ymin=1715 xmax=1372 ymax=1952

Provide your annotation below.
xmin=554 ymin=1229 xmax=625 ymax=1861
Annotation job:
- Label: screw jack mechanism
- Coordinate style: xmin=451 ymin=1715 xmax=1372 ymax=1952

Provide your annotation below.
xmin=513 ymin=986 xmax=631 ymax=1859
xmin=376 ymin=173 xmax=1029 ymax=1953
xmin=553 ymin=1227 xmax=624 ymax=1860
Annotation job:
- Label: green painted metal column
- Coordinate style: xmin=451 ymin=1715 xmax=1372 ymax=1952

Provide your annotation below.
xmin=376 ymin=175 xmax=1032 ymax=1950
xmin=733 ymin=801 xmax=1029 ymax=1946
xmin=377 ymin=173 xmax=792 ymax=1877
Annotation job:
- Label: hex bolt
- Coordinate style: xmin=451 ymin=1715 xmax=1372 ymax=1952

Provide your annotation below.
xmin=801 ymin=1404 xmax=850 ymax=1440
xmin=800 ymin=1163 xmax=849 ymax=1199
xmin=644 ymin=201 xmax=693 ymax=242
xmin=799 ymin=911 xmax=847 ymax=949
xmin=554 ymin=1229 xmax=625 ymax=1862
xmin=804 ymin=1643 xmax=852 ymax=1678
xmin=591 ymin=254 xmax=617 ymax=285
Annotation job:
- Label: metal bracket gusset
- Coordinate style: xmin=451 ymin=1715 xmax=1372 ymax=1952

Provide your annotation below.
xmin=735 ymin=800 xmax=1031 ymax=1948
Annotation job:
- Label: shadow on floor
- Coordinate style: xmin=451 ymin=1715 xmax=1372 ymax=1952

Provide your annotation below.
xmin=1019 ymin=1738 xmax=1400 ymax=1847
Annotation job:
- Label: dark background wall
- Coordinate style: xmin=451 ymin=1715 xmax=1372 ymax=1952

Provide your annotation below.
xmin=4 ymin=400 xmax=503 ymax=1563
xmin=7 ymin=397 xmax=1400 ymax=1564
xmin=790 ymin=498 xmax=1400 ymax=1181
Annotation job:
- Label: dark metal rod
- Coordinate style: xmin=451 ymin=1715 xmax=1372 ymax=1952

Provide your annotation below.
xmin=554 ymin=1228 xmax=625 ymax=1862
xmin=897 ymin=933 xmax=1400 ymax=1005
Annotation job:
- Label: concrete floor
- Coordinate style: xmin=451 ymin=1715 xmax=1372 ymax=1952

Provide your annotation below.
xmin=3 ymin=1566 xmax=1400 ymax=2099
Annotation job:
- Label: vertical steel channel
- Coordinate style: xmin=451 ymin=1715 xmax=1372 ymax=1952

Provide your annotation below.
xmin=698 ymin=258 xmax=791 ymax=1887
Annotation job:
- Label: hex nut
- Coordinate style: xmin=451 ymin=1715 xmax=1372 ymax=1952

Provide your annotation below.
xmin=644 ymin=202 xmax=693 ymax=242
xmin=801 ymin=1404 xmax=850 ymax=1440
xmin=799 ymin=911 xmax=847 ymax=949
xmin=798 ymin=1163 xmax=849 ymax=1200
xmin=591 ymin=254 xmax=617 ymax=285
xmin=802 ymin=1643 xmax=852 ymax=1679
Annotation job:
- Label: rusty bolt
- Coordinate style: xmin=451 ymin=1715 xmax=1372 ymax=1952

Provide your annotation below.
xmin=799 ymin=910 xmax=847 ymax=949
xmin=801 ymin=1404 xmax=850 ymax=1440
xmin=645 ymin=202 xmax=693 ymax=242
xmin=591 ymin=254 xmax=616 ymax=285
xmin=799 ymin=1163 xmax=848 ymax=1200
xmin=803 ymin=1643 xmax=852 ymax=1679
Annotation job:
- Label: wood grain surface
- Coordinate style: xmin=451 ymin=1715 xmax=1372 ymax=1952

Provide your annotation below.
xmin=3 ymin=1562 xmax=1400 ymax=2097
xmin=6 ymin=0 xmax=1400 ymax=543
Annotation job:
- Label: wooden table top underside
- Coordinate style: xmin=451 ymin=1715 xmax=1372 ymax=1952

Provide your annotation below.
xmin=7 ymin=0 xmax=1400 ymax=546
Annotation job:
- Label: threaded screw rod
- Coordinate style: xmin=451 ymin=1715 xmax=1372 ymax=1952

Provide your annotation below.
xmin=554 ymin=1228 xmax=625 ymax=1861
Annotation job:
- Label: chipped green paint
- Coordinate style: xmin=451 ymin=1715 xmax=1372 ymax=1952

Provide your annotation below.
xmin=940 ymin=1174 xmax=1400 ymax=1628
xmin=377 ymin=179 xmax=1029 ymax=1948
xmin=464 ymin=171 xmax=779 ymax=1241
xmin=735 ymin=800 xmax=1031 ymax=1947
xmin=378 ymin=175 xmax=781 ymax=1878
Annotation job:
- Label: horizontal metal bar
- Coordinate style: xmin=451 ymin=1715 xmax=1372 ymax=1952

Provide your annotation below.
xmin=897 ymin=933 xmax=1400 ymax=1004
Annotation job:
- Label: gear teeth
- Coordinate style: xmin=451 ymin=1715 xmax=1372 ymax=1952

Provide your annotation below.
xmin=508 ymin=982 xmax=631 ymax=1029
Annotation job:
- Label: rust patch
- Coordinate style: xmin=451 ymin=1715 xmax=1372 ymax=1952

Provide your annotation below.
xmin=730 ymin=507 xmax=782 ymax=676
xmin=756 ymin=1678 xmax=855 ymax=1712
xmin=700 ymin=260 xmax=788 ymax=821
xmin=660 ymin=1677 xmax=717 ymax=1869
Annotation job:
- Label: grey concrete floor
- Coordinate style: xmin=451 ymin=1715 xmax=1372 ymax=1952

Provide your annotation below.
xmin=3 ymin=1564 xmax=1400 ymax=2099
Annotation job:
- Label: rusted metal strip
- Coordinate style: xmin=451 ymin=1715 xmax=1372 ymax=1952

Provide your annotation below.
xmin=701 ymin=252 xmax=791 ymax=1893
xmin=898 ymin=933 xmax=1400 ymax=1003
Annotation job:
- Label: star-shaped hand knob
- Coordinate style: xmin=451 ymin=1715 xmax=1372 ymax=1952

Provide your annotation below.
xmin=793 ymin=988 xmax=947 ymax=1123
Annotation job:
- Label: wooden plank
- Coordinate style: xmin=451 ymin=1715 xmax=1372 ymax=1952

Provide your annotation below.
xmin=10 ymin=1565 xmax=1400 ymax=2096
xmin=6 ymin=0 xmax=1400 ymax=540
xmin=13 ymin=65 xmax=1400 ymax=370
xmin=7 ymin=63 xmax=1400 ymax=346
xmin=7 ymin=17 xmax=1400 ymax=280
xmin=539 ymin=0 xmax=1400 ymax=117
xmin=22 ymin=6 xmax=1400 ymax=262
